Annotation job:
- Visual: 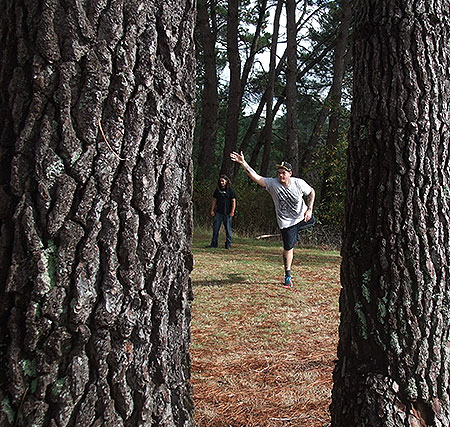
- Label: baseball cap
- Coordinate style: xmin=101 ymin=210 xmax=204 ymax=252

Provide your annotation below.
xmin=275 ymin=161 xmax=293 ymax=172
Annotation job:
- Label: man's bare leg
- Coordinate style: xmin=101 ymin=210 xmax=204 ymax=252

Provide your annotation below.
xmin=283 ymin=248 xmax=294 ymax=286
xmin=283 ymin=248 xmax=293 ymax=274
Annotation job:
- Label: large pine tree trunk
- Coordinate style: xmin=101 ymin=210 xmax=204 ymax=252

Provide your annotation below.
xmin=0 ymin=0 xmax=195 ymax=426
xmin=331 ymin=1 xmax=450 ymax=425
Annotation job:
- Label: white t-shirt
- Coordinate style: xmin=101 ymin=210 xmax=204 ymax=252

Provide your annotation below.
xmin=264 ymin=177 xmax=312 ymax=229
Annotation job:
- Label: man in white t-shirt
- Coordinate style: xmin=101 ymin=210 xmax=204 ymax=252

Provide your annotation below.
xmin=230 ymin=151 xmax=315 ymax=288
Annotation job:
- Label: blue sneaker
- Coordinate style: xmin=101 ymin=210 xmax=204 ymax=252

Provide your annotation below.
xmin=283 ymin=276 xmax=293 ymax=288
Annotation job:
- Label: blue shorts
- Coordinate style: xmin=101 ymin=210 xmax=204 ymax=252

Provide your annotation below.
xmin=280 ymin=215 xmax=315 ymax=250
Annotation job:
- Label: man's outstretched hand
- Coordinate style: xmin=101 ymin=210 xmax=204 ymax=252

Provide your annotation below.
xmin=230 ymin=151 xmax=245 ymax=165
xmin=230 ymin=151 xmax=266 ymax=188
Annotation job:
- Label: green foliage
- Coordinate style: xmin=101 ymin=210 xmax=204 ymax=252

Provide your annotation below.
xmin=21 ymin=359 xmax=37 ymax=378
xmin=51 ymin=377 xmax=67 ymax=396
xmin=312 ymin=133 xmax=348 ymax=228
xmin=232 ymin=178 xmax=279 ymax=235
xmin=1 ymin=397 xmax=14 ymax=424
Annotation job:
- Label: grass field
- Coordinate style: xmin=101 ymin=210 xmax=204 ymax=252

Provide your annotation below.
xmin=190 ymin=229 xmax=342 ymax=426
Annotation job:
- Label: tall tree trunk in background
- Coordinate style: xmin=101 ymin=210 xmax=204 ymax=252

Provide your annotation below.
xmin=254 ymin=94 xmax=285 ymax=172
xmin=234 ymin=48 xmax=287 ymax=178
xmin=319 ymin=0 xmax=351 ymax=204
xmin=331 ymin=1 xmax=450 ymax=425
xmin=196 ymin=0 xmax=219 ymax=179
xmin=307 ymin=92 xmax=331 ymax=150
xmin=220 ymin=0 xmax=267 ymax=179
xmin=302 ymin=50 xmax=350 ymax=178
xmin=260 ymin=0 xmax=283 ymax=176
xmin=300 ymin=92 xmax=330 ymax=176
xmin=305 ymin=48 xmax=350 ymax=174
xmin=240 ymin=0 xmax=268 ymax=96
xmin=285 ymin=0 xmax=298 ymax=175
xmin=0 ymin=0 xmax=195 ymax=425
xmin=220 ymin=0 xmax=241 ymax=179
xmin=239 ymin=38 xmax=334 ymax=177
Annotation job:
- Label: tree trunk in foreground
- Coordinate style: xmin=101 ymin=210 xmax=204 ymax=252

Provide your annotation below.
xmin=331 ymin=1 xmax=450 ymax=425
xmin=0 ymin=0 xmax=195 ymax=426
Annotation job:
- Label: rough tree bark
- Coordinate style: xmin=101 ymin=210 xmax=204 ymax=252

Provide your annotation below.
xmin=331 ymin=1 xmax=450 ymax=425
xmin=0 ymin=0 xmax=195 ymax=426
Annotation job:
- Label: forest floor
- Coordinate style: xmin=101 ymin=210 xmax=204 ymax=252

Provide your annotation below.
xmin=190 ymin=228 xmax=341 ymax=427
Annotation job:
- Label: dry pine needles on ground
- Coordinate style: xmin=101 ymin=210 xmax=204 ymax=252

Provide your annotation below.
xmin=190 ymin=231 xmax=341 ymax=426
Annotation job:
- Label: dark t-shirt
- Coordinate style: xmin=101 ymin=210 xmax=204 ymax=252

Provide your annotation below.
xmin=213 ymin=187 xmax=236 ymax=215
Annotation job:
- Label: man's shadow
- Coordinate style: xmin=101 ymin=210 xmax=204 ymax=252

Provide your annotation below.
xmin=193 ymin=272 xmax=260 ymax=287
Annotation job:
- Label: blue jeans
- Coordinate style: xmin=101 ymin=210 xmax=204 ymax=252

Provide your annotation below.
xmin=211 ymin=213 xmax=232 ymax=248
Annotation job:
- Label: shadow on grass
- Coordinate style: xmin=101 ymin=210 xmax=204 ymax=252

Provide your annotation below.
xmin=192 ymin=272 xmax=248 ymax=287
xmin=192 ymin=274 xmax=279 ymax=288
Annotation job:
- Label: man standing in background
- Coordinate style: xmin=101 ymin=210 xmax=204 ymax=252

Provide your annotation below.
xmin=207 ymin=175 xmax=236 ymax=249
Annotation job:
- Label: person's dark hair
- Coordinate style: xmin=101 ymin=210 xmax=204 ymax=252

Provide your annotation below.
xmin=218 ymin=174 xmax=231 ymax=189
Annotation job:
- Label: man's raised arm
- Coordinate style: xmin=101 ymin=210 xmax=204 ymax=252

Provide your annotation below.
xmin=230 ymin=151 xmax=266 ymax=187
